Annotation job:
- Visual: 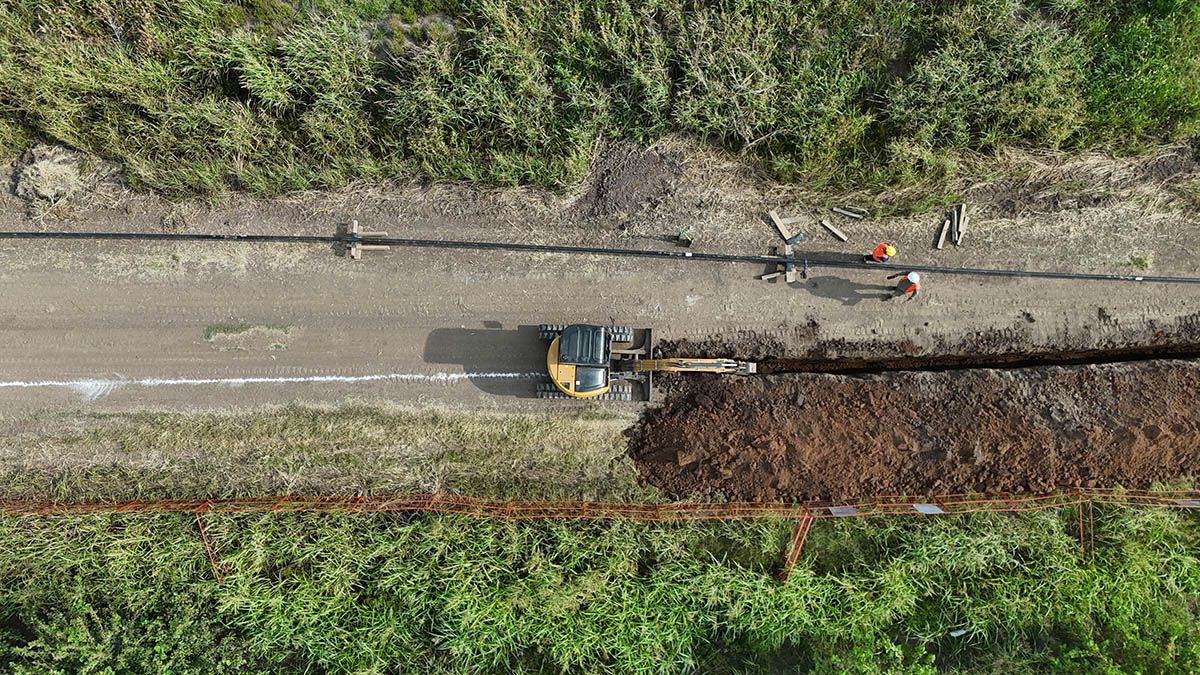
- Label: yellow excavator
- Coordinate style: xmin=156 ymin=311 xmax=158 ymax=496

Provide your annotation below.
xmin=537 ymin=324 xmax=756 ymax=401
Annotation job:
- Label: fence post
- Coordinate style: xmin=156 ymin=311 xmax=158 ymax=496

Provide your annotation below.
xmin=194 ymin=508 xmax=224 ymax=585
xmin=781 ymin=510 xmax=814 ymax=583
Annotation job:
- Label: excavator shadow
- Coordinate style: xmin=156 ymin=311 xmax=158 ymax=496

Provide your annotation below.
xmin=422 ymin=324 xmax=546 ymax=397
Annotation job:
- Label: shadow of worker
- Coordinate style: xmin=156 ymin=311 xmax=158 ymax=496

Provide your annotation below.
xmin=421 ymin=324 xmax=544 ymax=397
xmin=803 ymin=276 xmax=893 ymax=306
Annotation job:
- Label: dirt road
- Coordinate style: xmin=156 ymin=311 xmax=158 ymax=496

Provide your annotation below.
xmin=0 ymin=234 xmax=1195 ymax=412
xmin=0 ymin=139 xmax=1196 ymax=412
xmin=1 ymin=140 xmax=1199 ymax=501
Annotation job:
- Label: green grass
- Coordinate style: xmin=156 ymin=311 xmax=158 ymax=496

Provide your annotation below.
xmin=0 ymin=0 xmax=1196 ymax=196
xmin=202 ymin=321 xmax=288 ymax=340
xmin=0 ymin=504 xmax=1198 ymax=673
xmin=1126 ymin=251 xmax=1155 ymax=270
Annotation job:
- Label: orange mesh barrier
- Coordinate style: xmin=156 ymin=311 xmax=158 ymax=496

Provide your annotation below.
xmin=6 ymin=489 xmax=1197 ymax=584
xmin=2 ymin=488 xmax=1197 ymax=518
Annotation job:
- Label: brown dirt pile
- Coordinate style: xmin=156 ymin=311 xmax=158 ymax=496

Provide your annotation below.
xmin=628 ymin=361 xmax=1200 ymax=502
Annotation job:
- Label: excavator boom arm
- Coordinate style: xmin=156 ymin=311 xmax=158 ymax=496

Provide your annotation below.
xmin=632 ymin=358 xmax=757 ymax=375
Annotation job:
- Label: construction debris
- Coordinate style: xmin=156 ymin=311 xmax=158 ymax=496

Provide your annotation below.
xmin=676 ymin=227 xmax=694 ymax=248
xmin=819 ymin=218 xmax=849 ymax=242
xmin=956 ymin=203 xmax=969 ymax=245
xmin=768 ymin=209 xmax=797 ymax=242
xmin=831 ymin=207 xmax=865 ymax=220
xmin=759 ymin=245 xmax=800 ymax=283
xmin=762 ymin=210 xmax=807 ymax=283
xmin=936 ymin=218 xmax=951 ymax=250
xmin=347 ymin=219 xmax=390 ymax=260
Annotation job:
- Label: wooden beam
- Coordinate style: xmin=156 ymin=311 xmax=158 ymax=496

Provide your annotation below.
xmin=769 ymin=210 xmax=793 ymax=242
xmin=936 ymin=218 xmax=950 ymax=250
xmin=760 ymin=271 xmax=784 ymax=281
xmin=955 ymin=203 xmax=968 ymax=245
xmin=819 ymin=218 xmax=849 ymax=242
xmin=831 ymin=207 xmax=865 ymax=220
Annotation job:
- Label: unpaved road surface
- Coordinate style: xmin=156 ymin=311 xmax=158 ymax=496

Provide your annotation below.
xmin=0 ymin=236 xmax=1196 ymax=412
xmin=1 ymin=140 xmax=1199 ymax=500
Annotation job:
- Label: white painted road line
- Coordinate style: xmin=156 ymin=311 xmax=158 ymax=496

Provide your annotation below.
xmin=0 ymin=372 xmax=544 ymax=400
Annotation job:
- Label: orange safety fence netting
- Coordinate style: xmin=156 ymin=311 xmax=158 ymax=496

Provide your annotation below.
xmin=5 ymin=489 xmax=1196 ymax=585
xmin=0 ymin=488 xmax=1196 ymax=519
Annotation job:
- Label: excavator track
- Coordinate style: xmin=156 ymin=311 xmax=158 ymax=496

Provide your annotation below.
xmin=535 ymin=382 xmax=633 ymax=401
xmin=608 ymin=325 xmax=634 ymax=343
xmin=538 ymin=324 xmax=568 ymax=341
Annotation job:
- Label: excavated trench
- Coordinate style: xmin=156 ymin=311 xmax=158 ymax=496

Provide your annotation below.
xmin=629 ymin=342 xmax=1200 ymax=502
xmin=754 ymin=342 xmax=1200 ymax=376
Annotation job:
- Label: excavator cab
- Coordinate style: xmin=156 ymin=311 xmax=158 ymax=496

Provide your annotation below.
xmin=549 ymin=324 xmax=611 ymax=396
xmin=537 ymin=324 xmax=648 ymax=401
xmin=536 ymin=323 xmax=756 ymax=401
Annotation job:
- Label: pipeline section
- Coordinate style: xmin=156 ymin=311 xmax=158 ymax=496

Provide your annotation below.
xmin=1 ymin=230 xmax=1198 ymax=284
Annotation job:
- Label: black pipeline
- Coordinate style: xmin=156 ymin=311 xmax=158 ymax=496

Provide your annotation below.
xmin=2 ymin=230 xmax=1198 ymax=285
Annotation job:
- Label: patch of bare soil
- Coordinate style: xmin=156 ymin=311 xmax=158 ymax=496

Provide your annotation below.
xmin=573 ymin=140 xmax=684 ymax=220
xmin=629 ymin=361 xmax=1200 ymax=502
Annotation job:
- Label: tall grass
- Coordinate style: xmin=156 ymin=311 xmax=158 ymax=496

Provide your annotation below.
xmin=0 ymin=0 xmax=1196 ymax=195
xmin=0 ymin=505 xmax=1198 ymax=672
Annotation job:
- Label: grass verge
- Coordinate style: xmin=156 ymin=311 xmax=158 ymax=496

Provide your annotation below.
xmin=0 ymin=402 xmax=647 ymax=501
xmin=0 ymin=0 xmax=1196 ymax=195
xmin=0 ymin=504 xmax=1198 ymax=672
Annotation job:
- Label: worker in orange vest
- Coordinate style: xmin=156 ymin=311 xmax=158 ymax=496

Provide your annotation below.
xmin=887 ymin=271 xmax=922 ymax=301
xmin=865 ymin=242 xmax=896 ymax=263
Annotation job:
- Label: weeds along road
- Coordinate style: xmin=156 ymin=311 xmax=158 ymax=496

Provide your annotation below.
xmin=0 ymin=236 xmax=1196 ymax=412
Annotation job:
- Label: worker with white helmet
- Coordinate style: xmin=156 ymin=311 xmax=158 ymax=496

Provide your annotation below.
xmin=886 ymin=271 xmax=922 ymax=301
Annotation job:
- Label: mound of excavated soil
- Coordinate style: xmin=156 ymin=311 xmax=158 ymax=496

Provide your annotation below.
xmin=628 ymin=361 xmax=1200 ymax=502
xmin=575 ymin=141 xmax=682 ymax=219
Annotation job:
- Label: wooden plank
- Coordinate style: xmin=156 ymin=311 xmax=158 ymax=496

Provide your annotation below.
xmin=768 ymin=210 xmax=793 ymax=242
xmin=759 ymin=271 xmax=784 ymax=281
xmin=348 ymin=219 xmax=362 ymax=260
xmin=831 ymin=207 xmax=865 ymax=220
xmin=936 ymin=218 xmax=950 ymax=250
xmin=948 ymin=206 xmax=959 ymax=244
xmin=955 ymin=203 xmax=968 ymax=245
xmin=819 ymin=218 xmax=849 ymax=242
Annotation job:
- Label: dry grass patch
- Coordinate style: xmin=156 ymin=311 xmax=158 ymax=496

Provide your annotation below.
xmin=0 ymin=401 xmax=648 ymax=501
